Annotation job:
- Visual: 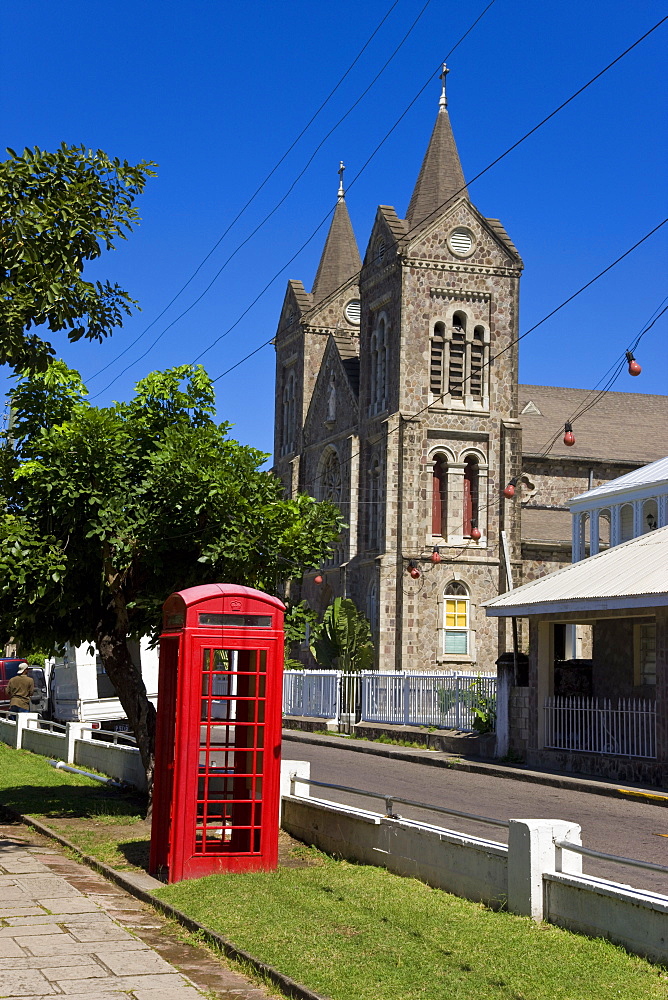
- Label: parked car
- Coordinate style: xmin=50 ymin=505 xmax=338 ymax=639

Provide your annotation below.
xmin=0 ymin=659 xmax=49 ymax=715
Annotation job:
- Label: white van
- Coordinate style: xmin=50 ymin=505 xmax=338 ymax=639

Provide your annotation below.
xmin=47 ymin=638 xmax=158 ymax=731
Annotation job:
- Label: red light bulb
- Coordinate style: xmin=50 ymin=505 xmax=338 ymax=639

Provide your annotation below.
xmin=407 ymin=562 xmax=420 ymax=579
xmin=314 ymin=575 xmax=323 ymax=585
xmin=563 ymin=422 xmax=575 ymax=447
xmin=626 ymin=351 xmax=641 ymax=376
xmin=503 ymin=479 xmax=516 ymax=499
xmin=471 ymin=525 xmax=481 ymax=542
xmin=431 ymin=547 xmax=441 ymax=564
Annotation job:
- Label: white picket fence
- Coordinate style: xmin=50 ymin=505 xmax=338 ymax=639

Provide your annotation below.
xmin=283 ymin=670 xmax=497 ymax=733
xmin=544 ymin=696 xmax=656 ymax=759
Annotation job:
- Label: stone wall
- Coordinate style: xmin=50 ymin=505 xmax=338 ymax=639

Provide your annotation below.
xmin=509 ymin=686 xmax=530 ymax=758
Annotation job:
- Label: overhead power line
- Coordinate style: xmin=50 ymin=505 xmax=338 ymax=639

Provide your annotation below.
xmin=294 ymin=218 xmax=667 ymax=498
xmin=86 ymin=0 xmax=405 ymax=385
xmin=88 ymin=0 xmax=439 ymax=396
xmin=204 ymin=16 xmax=668 ymax=387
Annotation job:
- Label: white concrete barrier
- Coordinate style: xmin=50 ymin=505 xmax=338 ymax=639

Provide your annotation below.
xmin=0 ymin=715 xmax=145 ymax=790
xmin=545 ymin=873 xmax=668 ymax=966
xmin=280 ymin=766 xmax=668 ymax=965
xmin=282 ymin=792 xmax=508 ymax=908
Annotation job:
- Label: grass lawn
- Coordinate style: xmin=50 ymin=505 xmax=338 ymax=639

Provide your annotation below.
xmin=1 ymin=743 xmax=666 ymax=1000
xmin=0 ymin=742 xmax=150 ymax=869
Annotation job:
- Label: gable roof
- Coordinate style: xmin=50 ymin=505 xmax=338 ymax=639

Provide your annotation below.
xmin=519 ymin=385 xmax=668 ymax=464
xmin=485 ymin=524 xmax=668 ymax=616
xmin=332 ymin=333 xmax=360 ymax=397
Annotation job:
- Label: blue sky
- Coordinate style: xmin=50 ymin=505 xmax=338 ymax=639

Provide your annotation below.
xmin=2 ymin=0 xmax=666 ymax=459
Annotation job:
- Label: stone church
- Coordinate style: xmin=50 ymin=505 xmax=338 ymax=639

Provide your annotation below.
xmin=272 ymin=71 xmax=668 ymax=672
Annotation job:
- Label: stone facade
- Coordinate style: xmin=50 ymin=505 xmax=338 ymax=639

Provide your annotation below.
xmin=272 ymin=84 xmax=668 ymax=675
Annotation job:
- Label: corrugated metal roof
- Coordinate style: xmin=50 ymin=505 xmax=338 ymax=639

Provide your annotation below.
xmin=484 ymin=524 xmax=668 ymax=615
xmin=570 ymin=456 xmax=668 ymax=503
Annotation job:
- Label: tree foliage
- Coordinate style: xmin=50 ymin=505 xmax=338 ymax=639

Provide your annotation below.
xmin=311 ymin=597 xmax=374 ymax=673
xmin=0 ymin=363 xmax=343 ymax=788
xmin=0 ymin=143 xmax=156 ymax=371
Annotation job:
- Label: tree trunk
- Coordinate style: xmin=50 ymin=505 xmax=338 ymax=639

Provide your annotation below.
xmin=95 ymin=617 xmax=156 ymax=813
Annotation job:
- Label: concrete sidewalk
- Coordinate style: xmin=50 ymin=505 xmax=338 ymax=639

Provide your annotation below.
xmin=282 ymin=728 xmax=668 ymax=806
xmin=0 ymin=827 xmax=275 ymax=1000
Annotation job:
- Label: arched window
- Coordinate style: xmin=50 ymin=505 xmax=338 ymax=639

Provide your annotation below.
xmin=462 ymin=456 xmax=479 ymax=536
xmin=432 ymin=454 xmax=448 ymax=537
xmin=643 ymin=498 xmax=658 ymax=532
xmin=470 ymin=326 xmax=485 ymax=398
xmin=430 ymin=322 xmax=445 ymax=397
xmin=443 ymin=581 xmax=470 ymax=656
xmin=448 ymin=312 xmax=466 ymax=399
xmin=620 ymin=504 xmax=634 ymax=543
xmin=370 ymin=317 xmax=388 ymax=414
xmin=366 ymin=579 xmax=378 ymax=639
xmin=318 ymin=448 xmax=342 ymax=504
xmin=367 ymin=457 xmax=381 ymax=550
xmin=598 ymin=509 xmax=611 ymax=547
xmin=281 ymin=370 xmax=296 ymax=456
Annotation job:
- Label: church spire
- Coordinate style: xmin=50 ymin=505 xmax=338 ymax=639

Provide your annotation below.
xmin=311 ymin=162 xmax=361 ymax=304
xmin=405 ymin=63 xmax=468 ymax=231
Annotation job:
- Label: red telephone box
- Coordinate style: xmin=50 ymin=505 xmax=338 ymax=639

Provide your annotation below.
xmin=149 ymin=584 xmax=285 ymax=883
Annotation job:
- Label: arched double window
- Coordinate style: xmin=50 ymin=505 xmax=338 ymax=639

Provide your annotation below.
xmin=370 ymin=317 xmax=388 ymax=414
xmin=281 ymin=370 xmax=296 ymax=456
xmin=429 ymin=312 xmax=489 ymax=406
xmin=443 ymin=581 xmax=470 ymax=656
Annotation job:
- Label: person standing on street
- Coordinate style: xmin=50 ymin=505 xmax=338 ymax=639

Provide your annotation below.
xmin=8 ymin=662 xmax=34 ymax=715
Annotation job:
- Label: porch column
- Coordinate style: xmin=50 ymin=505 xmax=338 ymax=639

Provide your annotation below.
xmin=589 ymin=509 xmax=600 ymax=556
xmin=535 ymin=621 xmax=554 ymax=749
xmin=572 ymin=513 xmax=584 ymax=562
xmin=656 ymin=608 xmax=668 ymax=767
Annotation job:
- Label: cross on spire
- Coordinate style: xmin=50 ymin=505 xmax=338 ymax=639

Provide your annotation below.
xmin=439 ymin=62 xmax=449 ymax=111
xmin=337 ymin=161 xmax=345 ymax=201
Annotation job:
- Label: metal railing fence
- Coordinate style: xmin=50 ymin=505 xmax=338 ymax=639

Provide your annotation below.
xmin=288 ymin=773 xmax=508 ymax=830
xmin=283 ymin=670 xmax=497 ymax=734
xmin=555 ymin=839 xmax=668 ymax=877
xmin=544 ymin=696 xmax=656 ymax=758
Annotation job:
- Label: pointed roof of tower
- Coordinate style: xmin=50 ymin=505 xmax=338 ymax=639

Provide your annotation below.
xmin=405 ymin=64 xmax=468 ymax=232
xmin=311 ymin=162 xmax=362 ymax=304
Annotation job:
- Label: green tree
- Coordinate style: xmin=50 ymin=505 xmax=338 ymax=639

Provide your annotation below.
xmin=311 ymin=597 xmax=374 ymax=673
xmin=0 ymin=363 xmax=343 ymax=793
xmin=0 ymin=143 xmax=156 ymax=372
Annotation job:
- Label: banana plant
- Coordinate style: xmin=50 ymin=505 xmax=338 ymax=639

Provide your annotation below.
xmin=310 ymin=597 xmax=374 ymax=673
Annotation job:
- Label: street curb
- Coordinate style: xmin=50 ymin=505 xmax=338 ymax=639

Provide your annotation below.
xmin=10 ymin=810 xmax=330 ymax=1000
xmin=282 ymin=729 xmax=668 ymax=807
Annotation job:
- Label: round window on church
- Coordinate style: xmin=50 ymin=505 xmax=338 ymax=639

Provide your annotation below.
xmin=448 ymin=227 xmax=475 ymax=257
xmin=344 ymin=299 xmax=361 ymax=325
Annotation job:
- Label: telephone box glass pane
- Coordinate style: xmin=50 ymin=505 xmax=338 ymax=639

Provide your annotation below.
xmin=197 ymin=648 xmax=267 ymax=855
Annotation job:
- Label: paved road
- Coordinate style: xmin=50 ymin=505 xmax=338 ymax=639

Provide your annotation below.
xmin=285 ymin=739 xmax=668 ymax=895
